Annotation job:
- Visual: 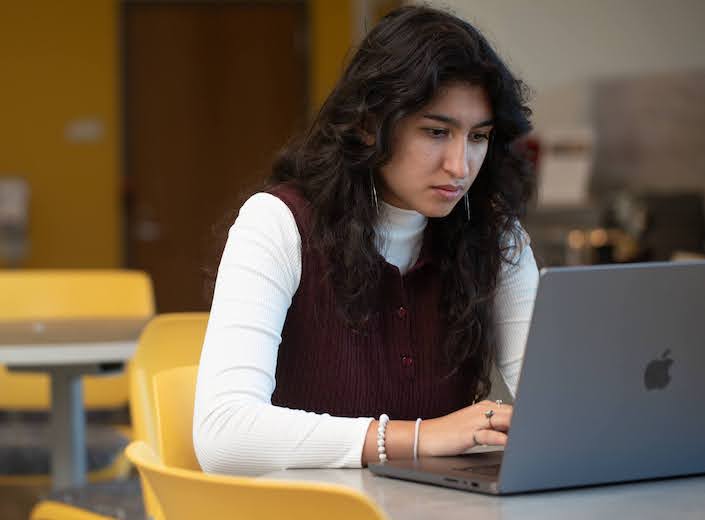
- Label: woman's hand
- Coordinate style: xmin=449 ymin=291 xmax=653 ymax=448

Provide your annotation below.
xmin=417 ymin=400 xmax=512 ymax=457
xmin=361 ymin=400 xmax=512 ymax=465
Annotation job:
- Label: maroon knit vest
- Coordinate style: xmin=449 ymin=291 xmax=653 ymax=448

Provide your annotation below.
xmin=269 ymin=184 xmax=475 ymax=420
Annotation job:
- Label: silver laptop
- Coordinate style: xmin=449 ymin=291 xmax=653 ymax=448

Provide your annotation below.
xmin=369 ymin=261 xmax=705 ymax=494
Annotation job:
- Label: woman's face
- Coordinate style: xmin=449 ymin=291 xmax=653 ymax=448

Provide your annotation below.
xmin=377 ymin=83 xmax=493 ymax=217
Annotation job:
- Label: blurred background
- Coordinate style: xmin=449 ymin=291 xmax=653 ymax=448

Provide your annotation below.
xmin=1 ymin=0 xmax=704 ymax=312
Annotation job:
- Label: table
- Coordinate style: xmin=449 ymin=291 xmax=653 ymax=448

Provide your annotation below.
xmin=264 ymin=467 xmax=705 ymax=519
xmin=0 ymin=318 xmax=147 ymax=489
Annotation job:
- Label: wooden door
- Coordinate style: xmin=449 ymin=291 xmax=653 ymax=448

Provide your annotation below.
xmin=123 ymin=2 xmax=307 ymax=312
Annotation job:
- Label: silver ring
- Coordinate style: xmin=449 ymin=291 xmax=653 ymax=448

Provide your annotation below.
xmin=484 ymin=409 xmax=495 ymax=429
xmin=472 ymin=431 xmax=484 ymax=447
xmin=495 ymin=399 xmax=503 ymax=407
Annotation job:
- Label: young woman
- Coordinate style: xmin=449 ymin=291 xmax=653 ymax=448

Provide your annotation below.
xmin=194 ymin=5 xmax=538 ymax=476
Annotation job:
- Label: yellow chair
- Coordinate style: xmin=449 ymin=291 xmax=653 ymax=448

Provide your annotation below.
xmin=0 ymin=269 xmax=154 ymax=486
xmin=128 ymin=313 xmax=208 ymax=518
xmin=29 ymin=313 xmax=209 ymax=519
xmin=35 ymin=340 xmax=385 ymax=520
xmin=127 ymin=313 xmax=209 ymax=453
xmin=126 ymin=439 xmax=388 ymax=520
xmin=29 ymin=501 xmax=112 ymax=520
xmin=145 ymin=365 xmax=387 ymax=520
xmin=0 ymin=269 xmax=154 ymax=411
xmin=153 ymin=365 xmax=200 ymax=470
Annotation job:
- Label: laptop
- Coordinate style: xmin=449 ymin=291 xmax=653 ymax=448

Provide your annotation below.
xmin=369 ymin=261 xmax=705 ymax=494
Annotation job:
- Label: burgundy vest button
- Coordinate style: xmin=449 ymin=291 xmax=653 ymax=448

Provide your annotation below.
xmin=401 ymin=355 xmax=414 ymax=367
xmin=396 ymin=306 xmax=407 ymax=319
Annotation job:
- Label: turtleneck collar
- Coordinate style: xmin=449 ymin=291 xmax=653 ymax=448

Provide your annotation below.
xmin=374 ymin=200 xmax=428 ymax=275
xmin=377 ymin=200 xmax=427 ymax=232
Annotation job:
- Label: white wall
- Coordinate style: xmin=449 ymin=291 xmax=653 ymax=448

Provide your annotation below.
xmin=422 ymin=0 xmax=705 ymax=130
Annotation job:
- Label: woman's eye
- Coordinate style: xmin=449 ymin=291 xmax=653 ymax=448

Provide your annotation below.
xmin=424 ymin=128 xmax=449 ymax=138
xmin=470 ymin=132 xmax=490 ymax=143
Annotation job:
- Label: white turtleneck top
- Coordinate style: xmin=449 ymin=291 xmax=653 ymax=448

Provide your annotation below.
xmin=193 ymin=193 xmax=539 ymax=476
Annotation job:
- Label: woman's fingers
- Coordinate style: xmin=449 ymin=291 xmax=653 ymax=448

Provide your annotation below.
xmin=471 ymin=401 xmax=512 ymax=447
xmin=419 ymin=401 xmax=514 ymax=456
xmin=485 ymin=413 xmax=511 ymax=432
xmin=473 ymin=428 xmax=508 ymax=447
xmin=474 ymin=402 xmax=512 ymax=432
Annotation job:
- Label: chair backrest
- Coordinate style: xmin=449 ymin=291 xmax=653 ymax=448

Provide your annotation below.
xmin=153 ymin=365 xmax=200 ymax=470
xmin=127 ymin=313 xmax=208 ymax=519
xmin=0 ymin=269 xmax=154 ymax=320
xmin=128 ymin=313 xmax=208 ymax=449
xmin=0 ymin=269 xmax=154 ymax=410
xmin=126 ymin=441 xmax=388 ymax=520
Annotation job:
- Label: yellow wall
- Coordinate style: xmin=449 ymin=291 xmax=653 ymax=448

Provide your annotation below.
xmin=0 ymin=0 xmax=351 ymax=269
xmin=309 ymin=0 xmax=353 ymax=112
xmin=308 ymin=0 xmax=401 ymax=112
xmin=0 ymin=0 xmax=120 ymax=268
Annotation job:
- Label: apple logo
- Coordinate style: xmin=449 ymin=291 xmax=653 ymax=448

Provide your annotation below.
xmin=644 ymin=349 xmax=674 ymax=390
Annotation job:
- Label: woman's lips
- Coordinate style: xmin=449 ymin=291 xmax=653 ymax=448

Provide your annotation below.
xmin=432 ymin=185 xmax=463 ymax=200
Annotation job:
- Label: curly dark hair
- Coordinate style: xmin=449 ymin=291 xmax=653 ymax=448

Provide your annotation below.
xmin=269 ymin=5 xmax=533 ymax=399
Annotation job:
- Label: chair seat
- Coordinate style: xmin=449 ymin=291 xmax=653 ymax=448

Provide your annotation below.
xmin=0 ymin=421 xmax=128 ymax=475
xmin=44 ymin=478 xmax=145 ymax=519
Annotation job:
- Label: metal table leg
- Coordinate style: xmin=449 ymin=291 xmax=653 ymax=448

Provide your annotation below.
xmin=50 ymin=367 xmax=87 ymax=489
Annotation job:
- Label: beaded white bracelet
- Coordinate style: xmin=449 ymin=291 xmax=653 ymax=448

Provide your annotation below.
xmin=413 ymin=418 xmax=422 ymax=460
xmin=377 ymin=413 xmax=390 ymax=463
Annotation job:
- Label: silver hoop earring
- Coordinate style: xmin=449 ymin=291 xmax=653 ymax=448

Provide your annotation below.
xmin=464 ymin=192 xmax=471 ymax=221
xmin=370 ymin=173 xmax=379 ymax=214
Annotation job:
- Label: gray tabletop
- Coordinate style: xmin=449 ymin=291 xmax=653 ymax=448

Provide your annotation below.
xmin=0 ymin=317 xmax=146 ymax=489
xmin=264 ymin=468 xmax=705 ymax=519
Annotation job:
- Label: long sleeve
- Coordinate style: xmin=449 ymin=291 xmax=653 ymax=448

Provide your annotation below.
xmin=493 ymin=230 xmax=540 ymax=397
xmin=193 ymin=193 xmax=373 ymax=476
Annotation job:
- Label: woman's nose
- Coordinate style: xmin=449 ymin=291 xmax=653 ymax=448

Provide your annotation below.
xmin=442 ymin=139 xmax=470 ymax=179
